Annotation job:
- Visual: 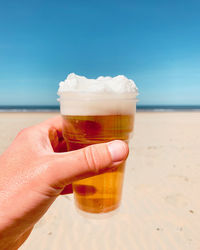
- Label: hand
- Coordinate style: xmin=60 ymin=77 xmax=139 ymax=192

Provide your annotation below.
xmin=0 ymin=116 xmax=128 ymax=250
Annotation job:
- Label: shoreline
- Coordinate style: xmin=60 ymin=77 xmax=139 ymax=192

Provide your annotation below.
xmin=1 ymin=105 xmax=200 ymax=113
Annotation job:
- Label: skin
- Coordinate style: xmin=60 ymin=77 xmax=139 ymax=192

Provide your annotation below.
xmin=0 ymin=116 xmax=129 ymax=250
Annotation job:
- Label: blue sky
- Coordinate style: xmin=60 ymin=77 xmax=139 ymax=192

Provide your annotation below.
xmin=0 ymin=0 xmax=200 ymax=105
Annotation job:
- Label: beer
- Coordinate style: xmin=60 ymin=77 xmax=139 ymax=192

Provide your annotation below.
xmin=58 ymin=73 xmax=138 ymax=214
xmin=62 ymin=114 xmax=134 ymax=213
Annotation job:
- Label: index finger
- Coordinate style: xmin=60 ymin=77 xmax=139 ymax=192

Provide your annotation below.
xmin=39 ymin=115 xmax=63 ymax=138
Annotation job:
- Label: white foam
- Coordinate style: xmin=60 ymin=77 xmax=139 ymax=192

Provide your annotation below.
xmin=58 ymin=73 xmax=138 ymax=94
xmin=58 ymin=73 xmax=138 ymax=115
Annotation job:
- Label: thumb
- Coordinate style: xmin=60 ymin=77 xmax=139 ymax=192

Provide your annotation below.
xmin=47 ymin=140 xmax=129 ymax=190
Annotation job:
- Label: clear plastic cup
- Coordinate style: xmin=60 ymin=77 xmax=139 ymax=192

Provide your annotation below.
xmin=59 ymin=92 xmax=137 ymax=214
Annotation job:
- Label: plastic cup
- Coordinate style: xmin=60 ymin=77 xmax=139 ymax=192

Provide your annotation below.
xmin=59 ymin=92 xmax=137 ymax=214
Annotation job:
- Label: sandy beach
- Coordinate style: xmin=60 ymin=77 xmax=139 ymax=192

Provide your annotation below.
xmin=0 ymin=111 xmax=200 ymax=250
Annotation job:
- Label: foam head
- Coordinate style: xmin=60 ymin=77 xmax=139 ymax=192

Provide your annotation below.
xmin=58 ymin=73 xmax=138 ymax=95
xmin=58 ymin=73 xmax=138 ymax=115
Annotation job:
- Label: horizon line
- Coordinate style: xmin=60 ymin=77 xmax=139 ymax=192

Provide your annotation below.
xmin=0 ymin=104 xmax=200 ymax=108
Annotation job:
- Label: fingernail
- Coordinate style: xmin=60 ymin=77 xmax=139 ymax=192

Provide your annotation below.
xmin=107 ymin=140 xmax=128 ymax=162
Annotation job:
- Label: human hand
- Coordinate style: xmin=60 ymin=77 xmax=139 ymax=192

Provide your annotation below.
xmin=0 ymin=116 xmax=128 ymax=250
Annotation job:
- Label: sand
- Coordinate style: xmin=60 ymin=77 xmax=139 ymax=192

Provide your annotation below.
xmin=0 ymin=112 xmax=200 ymax=250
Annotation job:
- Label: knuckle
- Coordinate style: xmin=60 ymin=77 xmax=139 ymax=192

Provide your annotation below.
xmin=83 ymin=145 xmax=101 ymax=173
xmin=16 ymin=126 xmax=36 ymax=140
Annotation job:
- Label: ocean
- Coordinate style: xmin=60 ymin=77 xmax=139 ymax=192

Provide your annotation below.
xmin=0 ymin=105 xmax=200 ymax=112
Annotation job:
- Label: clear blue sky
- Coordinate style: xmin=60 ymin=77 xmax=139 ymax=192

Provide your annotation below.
xmin=0 ymin=0 xmax=200 ymax=106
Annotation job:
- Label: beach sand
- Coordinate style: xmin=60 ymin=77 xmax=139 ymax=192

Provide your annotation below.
xmin=0 ymin=112 xmax=200 ymax=250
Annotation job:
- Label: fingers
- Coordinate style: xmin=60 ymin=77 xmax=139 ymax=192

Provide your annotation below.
xmin=38 ymin=115 xmax=63 ymax=139
xmin=36 ymin=115 xmax=67 ymax=152
xmin=48 ymin=127 xmax=67 ymax=152
xmin=46 ymin=140 xmax=129 ymax=190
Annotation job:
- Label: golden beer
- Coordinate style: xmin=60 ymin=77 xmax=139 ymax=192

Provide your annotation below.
xmin=62 ymin=114 xmax=134 ymax=213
